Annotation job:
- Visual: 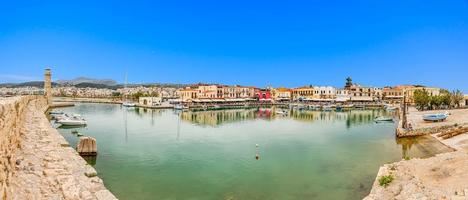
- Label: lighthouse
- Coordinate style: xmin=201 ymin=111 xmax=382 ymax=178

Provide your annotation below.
xmin=44 ymin=68 xmax=52 ymax=105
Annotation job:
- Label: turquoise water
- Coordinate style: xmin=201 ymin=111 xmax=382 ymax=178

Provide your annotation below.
xmin=55 ymin=104 xmax=450 ymax=200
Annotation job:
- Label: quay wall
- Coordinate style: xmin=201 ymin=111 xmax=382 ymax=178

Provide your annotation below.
xmin=0 ymin=96 xmax=44 ymax=198
xmin=0 ymin=96 xmax=116 ymax=200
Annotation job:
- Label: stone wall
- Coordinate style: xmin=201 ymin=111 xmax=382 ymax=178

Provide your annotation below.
xmin=0 ymin=96 xmax=116 ymax=199
xmin=0 ymin=96 xmax=44 ymax=198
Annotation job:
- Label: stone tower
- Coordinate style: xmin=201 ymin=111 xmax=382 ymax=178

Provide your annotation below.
xmin=44 ymin=68 xmax=52 ymax=105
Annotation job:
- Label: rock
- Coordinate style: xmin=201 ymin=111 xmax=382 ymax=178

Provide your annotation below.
xmin=76 ymin=137 xmax=97 ymax=156
xmin=95 ymin=189 xmax=118 ymax=200
xmin=84 ymin=166 xmax=97 ymax=178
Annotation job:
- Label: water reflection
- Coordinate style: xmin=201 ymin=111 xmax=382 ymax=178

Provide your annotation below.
xmin=179 ymin=107 xmax=394 ymax=128
xmin=396 ymin=135 xmax=453 ymax=159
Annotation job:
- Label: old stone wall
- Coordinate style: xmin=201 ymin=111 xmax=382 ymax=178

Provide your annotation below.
xmin=0 ymin=96 xmax=116 ymax=200
xmin=0 ymin=96 xmax=44 ymax=198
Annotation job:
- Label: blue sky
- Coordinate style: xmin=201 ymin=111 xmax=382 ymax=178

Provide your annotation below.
xmin=0 ymin=0 xmax=467 ymax=92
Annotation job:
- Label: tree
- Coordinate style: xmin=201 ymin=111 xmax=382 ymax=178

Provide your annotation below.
xmin=413 ymin=89 xmax=430 ymax=111
xmin=437 ymin=89 xmax=451 ymax=108
xmin=430 ymin=95 xmax=442 ymax=110
xmin=451 ymin=89 xmax=464 ymax=108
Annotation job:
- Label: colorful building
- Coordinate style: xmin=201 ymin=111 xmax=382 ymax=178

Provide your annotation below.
xmin=256 ymin=89 xmax=272 ymax=101
xmin=291 ymin=86 xmax=315 ymax=101
xmin=271 ymin=87 xmax=291 ymax=102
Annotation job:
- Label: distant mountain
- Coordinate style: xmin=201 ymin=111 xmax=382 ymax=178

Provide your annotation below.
xmin=0 ymin=81 xmax=58 ymax=88
xmin=56 ymin=77 xmax=117 ymax=86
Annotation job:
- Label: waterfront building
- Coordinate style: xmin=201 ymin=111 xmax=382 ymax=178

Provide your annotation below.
xmin=347 ymin=84 xmax=378 ymax=102
xmin=463 ymin=95 xmax=468 ymax=107
xmin=312 ymin=86 xmax=336 ymax=101
xmin=222 ymin=85 xmax=256 ymax=99
xmin=291 ymin=86 xmax=315 ymax=101
xmin=373 ymin=87 xmax=383 ymax=100
xmin=335 ymin=89 xmax=350 ymax=102
xmin=271 ymin=87 xmax=292 ymax=102
xmin=343 ymin=77 xmax=380 ymax=102
xmin=139 ymin=97 xmax=162 ymax=106
xmin=178 ymin=87 xmax=198 ymax=102
xmin=405 ymin=87 xmax=441 ymax=104
xmin=382 ymin=85 xmax=413 ymax=104
xmin=256 ymin=89 xmax=272 ymax=101
xmin=197 ymin=84 xmax=223 ymax=99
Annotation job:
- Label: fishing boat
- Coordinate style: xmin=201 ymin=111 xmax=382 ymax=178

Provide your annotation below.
xmin=122 ymin=102 xmax=136 ymax=107
xmin=423 ymin=113 xmax=448 ymax=122
xmin=49 ymin=110 xmax=64 ymax=115
xmin=57 ymin=115 xmax=87 ymax=126
xmin=374 ymin=116 xmax=394 ymax=122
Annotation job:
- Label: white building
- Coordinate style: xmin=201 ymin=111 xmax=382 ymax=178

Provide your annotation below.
xmin=335 ymin=89 xmax=350 ymax=102
xmin=313 ymin=86 xmax=336 ymax=100
xmin=139 ymin=97 xmax=162 ymax=106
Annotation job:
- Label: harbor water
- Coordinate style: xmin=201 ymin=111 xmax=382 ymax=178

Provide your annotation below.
xmin=55 ymin=103 xmax=451 ymax=200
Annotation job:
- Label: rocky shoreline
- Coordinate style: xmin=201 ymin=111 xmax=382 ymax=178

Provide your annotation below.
xmin=365 ymin=108 xmax=468 ymax=199
xmin=0 ymin=96 xmax=116 ymax=200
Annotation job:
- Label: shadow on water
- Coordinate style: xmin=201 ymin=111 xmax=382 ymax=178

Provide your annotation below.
xmin=82 ymin=155 xmax=97 ymax=166
xmin=396 ymin=135 xmax=454 ymax=159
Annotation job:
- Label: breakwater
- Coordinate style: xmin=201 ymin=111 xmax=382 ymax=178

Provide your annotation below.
xmin=0 ymin=96 xmax=116 ymax=200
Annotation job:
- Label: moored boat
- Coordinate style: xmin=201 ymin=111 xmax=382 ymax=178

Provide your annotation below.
xmin=423 ymin=113 xmax=448 ymax=122
xmin=57 ymin=115 xmax=87 ymax=126
xmin=49 ymin=110 xmax=64 ymax=115
xmin=122 ymin=102 xmax=136 ymax=107
xmin=174 ymin=104 xmax=188 ymax=110
xmin=374 ymin=116 xmax=394 ymax=122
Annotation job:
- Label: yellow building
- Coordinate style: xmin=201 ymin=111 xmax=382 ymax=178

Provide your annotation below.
xmin=271 ymin=87 xmax=291 ymax=101
xmin=178 ymin=87 xmax=198 ymax=102
xmin=197 ymin=85 xmax=223 ymax=99
xmin=291 ymin=86 xmax=314 ymax=101
xmin=222 ymin=85 xmax=256 ymax=99
xmin=405 ymin=87 xmax=440 ymax=104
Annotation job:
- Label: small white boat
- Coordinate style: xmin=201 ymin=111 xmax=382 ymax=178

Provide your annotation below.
xmin=174 ymin=104 xmax=188 ymax=110
xmin=57 ymin=115 xmax=87 ymax=126
xmin=53 ymin=113 xmax=70 ymax=121
xmin=374 ymin=116 xmax=394 ymax=122
xmin=122 ymin=102 xmax=136 ymax=107
xmin=423 ymin=113 xmax=448 ymax=122
xmin=57 ymin=117 xmax=87 ymax=126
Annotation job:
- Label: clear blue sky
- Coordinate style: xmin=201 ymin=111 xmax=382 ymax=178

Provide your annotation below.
xmin=0 ymin=0 xmax=467 ymax=92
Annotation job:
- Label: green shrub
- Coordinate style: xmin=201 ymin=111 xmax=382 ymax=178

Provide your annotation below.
xmin=379 ymin=175 xmax=394 ymax=187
